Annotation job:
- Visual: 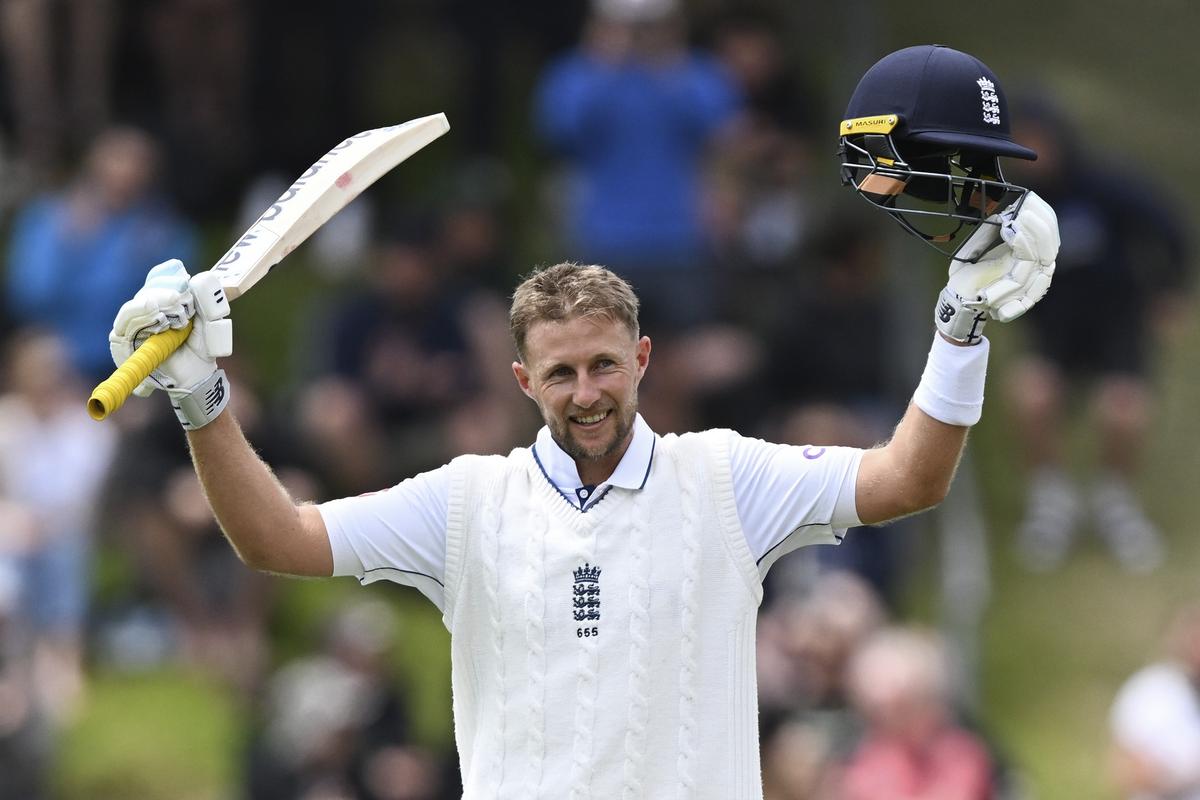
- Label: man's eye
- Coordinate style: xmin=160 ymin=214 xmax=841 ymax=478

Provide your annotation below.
xmin=596 ymin=359 xmax=615 ymax=370
xmin=550 ymin=367 xmax=571 ymax=378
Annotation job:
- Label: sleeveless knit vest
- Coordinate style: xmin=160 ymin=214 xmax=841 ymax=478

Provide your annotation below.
xmin=442 ymin=429 xmax=766 ymax=799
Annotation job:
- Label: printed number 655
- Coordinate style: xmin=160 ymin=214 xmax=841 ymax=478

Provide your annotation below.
xmin=577 ymin=627 xmax=598 ymax=638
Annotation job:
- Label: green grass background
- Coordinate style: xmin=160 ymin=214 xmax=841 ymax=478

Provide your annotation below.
xmin=51 ymin=2 xmax=1200 ymax=798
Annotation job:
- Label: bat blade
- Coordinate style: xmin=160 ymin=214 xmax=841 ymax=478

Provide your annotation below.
xmin=87 ymin=112 xmax=450 ymax=421
xmin=212 ymin=113 xmax=450 ymax=299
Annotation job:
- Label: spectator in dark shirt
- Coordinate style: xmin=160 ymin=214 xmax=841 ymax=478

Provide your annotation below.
xmin=1006 ymin=97 xmax=1191 ymax=573
xmin=294 ymin=216 xmax=500 ymax=494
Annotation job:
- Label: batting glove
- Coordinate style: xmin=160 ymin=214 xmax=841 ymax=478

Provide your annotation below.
xmin=109 ymin=259 xmax=234 ymax=429
xmin=935 ymin=191 xmax=1059 ymax=344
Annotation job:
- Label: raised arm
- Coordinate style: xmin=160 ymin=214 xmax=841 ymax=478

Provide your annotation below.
xmin=107 ymin=259 xmax=332 ymax=577
xmin=856 ymin=193 xmax=1060 ymax=525
xmin=855 ymin=340 xmax=977 ymax=525
xmin=187 ymin=411 xmax=332 ymax=576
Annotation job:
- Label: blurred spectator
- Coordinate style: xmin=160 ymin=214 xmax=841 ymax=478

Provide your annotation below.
xmin=244 ymin=599 xmax=446 ymax=800
xmin=531 ymin=0 xmax=761 ymax=440
xmin=435 ymin=158 xmax=518 ymax=294
xmin=96 ymin=367 xmax=304 ymax=691
xmin=836 ymin=626 xmax=997 ymax=800
xmin=4 ymin=126 xmax=198 ymax=381
xmin=532 ymin=0 xmax=742 ymax=331
xmin=759 ymin=219 xmax=898 ymax=444
xmin=0 ymin=329 xmax=117 ymax=722
xmin=132 ymin=0 xmax=251 ymax=219
xmin=757 ymin=570 xmax=884 ymax=761
xmin=709 ymin=8 xmax=821 ymax=280
xmin=757 ymin=218 xmax=912 ymax=606
xmin=759 ymin=707 xmax=836 ymax=800
xmin=1109 ymin=604 xmax=1200 ymax=799
xmin=295 ymin=216 xmax=513 ymax=493
xmin=431 ymin=168 xmax=538 ymax=448
xmin=0 ymin=0 xmax=114 ymax=191
xmin=1005 ymin=96 xmax=1191 ymax=573
xmin=633 ymin=317 xmax=763 ymax=436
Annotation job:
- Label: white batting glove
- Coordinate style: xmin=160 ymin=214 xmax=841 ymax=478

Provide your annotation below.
xmin=109 ymin=259 xmax=234 ymax=429
xmin=935 ymin=191 xmax=1059 ymax=344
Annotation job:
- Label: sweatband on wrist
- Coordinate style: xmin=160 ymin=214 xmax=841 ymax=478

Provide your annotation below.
xmin=169 ymin=369 xmax=230 ymax=430
xmin=912 ymin=334 xmax=989 ymax=426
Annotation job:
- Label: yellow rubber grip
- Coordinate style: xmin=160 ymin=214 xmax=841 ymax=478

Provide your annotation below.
xmin=87 ymin=322 xmax=193 ymax=421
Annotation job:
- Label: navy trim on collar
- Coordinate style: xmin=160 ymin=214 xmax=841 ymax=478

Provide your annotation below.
xmin=532 ymin=413 xmax=655 ymax=492
xmin=530 ymin=446 xmax=615 ymax=514
xmin=638 ymin=436 xmax=656 ymax=490
xmin=528 ymin=414 xmax=656 ymax=513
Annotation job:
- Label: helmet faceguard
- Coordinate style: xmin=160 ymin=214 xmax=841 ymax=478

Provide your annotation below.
xmin=838 ymin=46 xmax=1037 ymax=262
xmin=839 ymin=116 xmax=1028 ymax=261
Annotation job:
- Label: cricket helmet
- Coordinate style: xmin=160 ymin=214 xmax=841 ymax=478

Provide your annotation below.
xmin=839 ymin=45 xmax=1037 ymax=259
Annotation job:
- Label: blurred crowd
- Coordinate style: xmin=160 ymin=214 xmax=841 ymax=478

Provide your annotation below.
xmin=0 ymin=1 xmax=1191 ymax=798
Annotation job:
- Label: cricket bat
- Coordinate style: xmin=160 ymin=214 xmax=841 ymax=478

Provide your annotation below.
xmin=87 ymin=112 xmax=450 ymax=421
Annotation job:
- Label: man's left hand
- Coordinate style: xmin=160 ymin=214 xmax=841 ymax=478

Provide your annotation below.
xmin=935 ymin=191 xmax=1059 ymax=343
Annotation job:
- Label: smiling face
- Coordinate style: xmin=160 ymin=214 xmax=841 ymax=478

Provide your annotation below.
xmin=512 ymin=314 xmax=651 ymax=485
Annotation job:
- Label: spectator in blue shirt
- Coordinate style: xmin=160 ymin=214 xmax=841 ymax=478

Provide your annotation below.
xmin=5 ymin=126 xmax=197 ymax=381
xmin=533 ymin=0 xmax=742 ymax=330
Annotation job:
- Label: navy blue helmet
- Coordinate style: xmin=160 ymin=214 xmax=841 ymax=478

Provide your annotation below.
xmin=839 ymin=45 xmax=1037 ymax=258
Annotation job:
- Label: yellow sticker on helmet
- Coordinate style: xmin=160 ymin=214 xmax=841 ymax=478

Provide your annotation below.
xmin=839 ymin=115 xmax=899 ymax=135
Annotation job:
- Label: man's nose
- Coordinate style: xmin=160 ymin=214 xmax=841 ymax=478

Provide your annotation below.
xmin=573 ymin=375 xmax=601 ymax=408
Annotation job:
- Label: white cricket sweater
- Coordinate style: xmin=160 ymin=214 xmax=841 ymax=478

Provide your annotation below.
xmin=443 ymin=428 xmax=766 ymax=800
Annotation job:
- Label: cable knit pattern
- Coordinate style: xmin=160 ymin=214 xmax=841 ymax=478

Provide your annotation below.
xmin=676 ymin=456 xmax=701 ymax=793
xmin=446 ymin=435 xmax=769 ymax=799
xmin=621 ymin=490 xmax=652 ymax=799
xmin=523 ymin=490 xmax=548 ymax=798
xmin=570 ymin=522 xmax=601 ymax=800
xmin=481 ymin=473 xmax=509 ymax=797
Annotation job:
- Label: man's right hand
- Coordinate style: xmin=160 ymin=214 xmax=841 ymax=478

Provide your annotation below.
xmin=109 ymin=259 xmax=234 ymax=429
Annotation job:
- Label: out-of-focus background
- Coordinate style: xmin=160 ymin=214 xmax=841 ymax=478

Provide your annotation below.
xmin=0 ymin=1 xmax=1197 ymax=798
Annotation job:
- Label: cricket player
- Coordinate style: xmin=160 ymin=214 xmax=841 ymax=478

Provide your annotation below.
xmin=106 ymin=45 xmax=1057 ymax=798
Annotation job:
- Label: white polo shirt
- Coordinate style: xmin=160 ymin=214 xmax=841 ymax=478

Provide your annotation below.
xmin=319 ymin=414 xmax=862 ymax=610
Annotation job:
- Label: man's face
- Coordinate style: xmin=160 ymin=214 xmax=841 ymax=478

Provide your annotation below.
xmin=513 ymin=315 xmax=650 ymax=478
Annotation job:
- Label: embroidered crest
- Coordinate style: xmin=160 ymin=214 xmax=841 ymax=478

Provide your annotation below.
xmin=977 ymin=77 xmax=1001 ymax=126
xmin=573 ymin=562 xmax=601 ymax=625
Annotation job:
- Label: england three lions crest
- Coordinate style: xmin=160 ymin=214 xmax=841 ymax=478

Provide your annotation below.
xmin=573 ymin=563 xmax=601 ymax=633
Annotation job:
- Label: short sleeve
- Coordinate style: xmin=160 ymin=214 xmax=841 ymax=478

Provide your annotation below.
xmin=317 ymin=464 xmax=451 ymax=610
xmin=727 ymin=432 xmax=864 ymax=578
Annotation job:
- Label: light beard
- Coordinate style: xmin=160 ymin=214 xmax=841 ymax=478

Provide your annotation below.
xmin=548 ymin=395 xmax=637 ymax=464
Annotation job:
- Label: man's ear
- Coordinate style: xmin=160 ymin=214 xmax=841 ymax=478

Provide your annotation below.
xmin=512 ymin=360 xmax=535 ymax=400
xmin=635 ymin=335 xmax=651 ymax=379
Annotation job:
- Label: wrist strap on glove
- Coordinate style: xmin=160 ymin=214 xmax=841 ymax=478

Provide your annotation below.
xmin=169 ymin=369 xmax=230 ymax=430
xmin=935 ymin=286 xmax=987 ymax=345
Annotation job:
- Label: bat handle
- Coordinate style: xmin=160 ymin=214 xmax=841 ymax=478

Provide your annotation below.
xmin=87 ymin=323 xmax=193 ymax=421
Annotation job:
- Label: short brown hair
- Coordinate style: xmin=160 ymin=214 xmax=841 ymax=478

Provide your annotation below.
xmin=509 ymin=262 xmax=639 ymax=361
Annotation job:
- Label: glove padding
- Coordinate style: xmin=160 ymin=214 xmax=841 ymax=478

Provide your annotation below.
xmin=109 ymin=259 xmax=233 ymax=427
xmin=935 ymin=191 xmax=1059 ymax=343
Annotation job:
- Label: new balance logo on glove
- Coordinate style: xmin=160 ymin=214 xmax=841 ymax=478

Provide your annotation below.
xmin=204 ymin=375 xmax=226 ymax=414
